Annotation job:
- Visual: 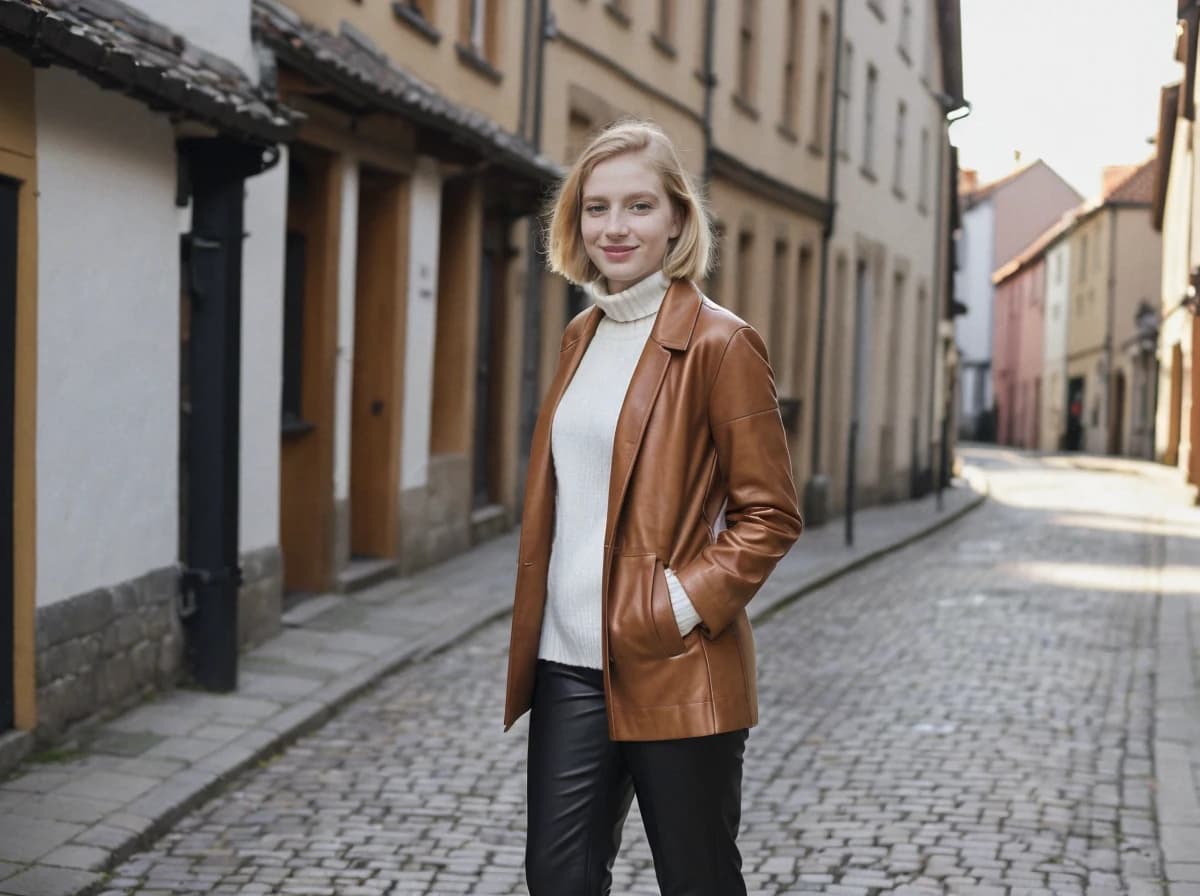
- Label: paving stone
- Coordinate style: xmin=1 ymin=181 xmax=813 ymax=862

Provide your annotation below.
xmin=0 ymin=865 xmax=103 ymax=896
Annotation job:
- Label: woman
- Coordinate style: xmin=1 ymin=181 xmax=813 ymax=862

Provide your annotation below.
xmin=503 ymin=119 xmax=803 ymax=896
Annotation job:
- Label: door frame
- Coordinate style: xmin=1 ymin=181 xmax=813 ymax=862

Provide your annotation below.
xmin=0 ymin=147 xmax=36 ymax=732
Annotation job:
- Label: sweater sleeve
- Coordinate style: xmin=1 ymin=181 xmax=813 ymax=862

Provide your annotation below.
xmin=664 ymin=567 xmax=703 ymax=637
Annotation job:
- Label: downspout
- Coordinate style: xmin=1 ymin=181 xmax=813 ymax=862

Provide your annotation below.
xmin=701 ymin=0 xmax=716 ymax=187
xmin=803 ymin=0 xmax=846 ymax=526
xmin=518 ymin=0 xmax=535 ymax=139
xmin=517 ymin=0 xmax=550 ymax=514
xmin=927 ymin=97 xmax=971 ymax=487
xmin=1104 ymin=205 xmax=1117 ymax=453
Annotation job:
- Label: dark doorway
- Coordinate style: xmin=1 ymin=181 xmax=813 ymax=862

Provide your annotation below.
xmin=473 ymin=218 xmax=510 ymax=510
xmin=0 ymin=176 xmax=17 ymax=733
xmin=1066 ymin=376 xmax=1085 ymax=452
xmin=1109 ymin=370 xmax=1126 ymax=456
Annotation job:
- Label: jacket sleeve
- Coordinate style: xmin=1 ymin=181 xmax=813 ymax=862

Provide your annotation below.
xmin=673 ymin=325 xmax=804 ymax=639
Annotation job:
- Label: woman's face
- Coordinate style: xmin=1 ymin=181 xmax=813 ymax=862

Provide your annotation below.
xmin=580 ymin=150 xmax=682 ymax=294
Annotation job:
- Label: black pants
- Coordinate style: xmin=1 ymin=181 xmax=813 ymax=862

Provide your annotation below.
xmin=525 ymin=660 xmax=748 ymax=896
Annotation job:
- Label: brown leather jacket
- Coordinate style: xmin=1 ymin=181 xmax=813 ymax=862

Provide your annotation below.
xmin=503 ymin=279 xmax=803 ymax=741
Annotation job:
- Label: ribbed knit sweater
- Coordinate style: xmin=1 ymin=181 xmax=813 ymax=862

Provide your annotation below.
xmin=537 ymin=272 xmax=703 ymax=671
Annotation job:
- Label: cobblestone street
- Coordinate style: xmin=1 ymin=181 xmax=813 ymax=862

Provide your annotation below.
xmin=96 ymin=449 xmax=1197 ymax=895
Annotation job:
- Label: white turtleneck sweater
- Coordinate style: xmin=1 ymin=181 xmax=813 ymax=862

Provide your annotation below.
xmin=537 ymin=272 xmax=703 ymax=671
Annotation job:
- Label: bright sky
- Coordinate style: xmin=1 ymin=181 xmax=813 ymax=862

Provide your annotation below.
xmin=953 ymin=0 xmax=1182 ymax=200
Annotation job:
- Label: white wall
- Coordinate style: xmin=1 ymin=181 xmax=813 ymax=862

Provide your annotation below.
xmin=35 ymin=68 xmax=180 ymax=606
xmin=333 ymin=157 xmax=360 ymax=504
xmin=118 ymin=0 xmax=257 ymax=82
xmin=400 ymin=158 xmax=443 ymax=492
xmin=239 ymin=149 xmax=288 ymax=553
xmin=955 ymin=201 xmax=996 ymax=366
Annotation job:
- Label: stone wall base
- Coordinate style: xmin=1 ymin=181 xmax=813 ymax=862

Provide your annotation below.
xmin=239 ymin=545 xmax=282 ymax=649
xmin=398 ymin=453 xmax=490 ymax=575
xmin=35 ymin=564 xmax=182 ymax=743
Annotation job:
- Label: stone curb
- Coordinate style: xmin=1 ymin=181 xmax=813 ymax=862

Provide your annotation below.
xmin=47 ymin=476 xmax=989 ymax=896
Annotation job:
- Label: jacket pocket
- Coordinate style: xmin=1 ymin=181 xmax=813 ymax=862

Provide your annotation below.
xmin=649 ymin=558 xmax=687 ymax=658
xmin=609 ymin=553 xmax=687 ymax=660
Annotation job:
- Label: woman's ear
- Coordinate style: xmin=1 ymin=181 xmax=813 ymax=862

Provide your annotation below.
xmin=670 ymin=207 xmax=683 ymax=240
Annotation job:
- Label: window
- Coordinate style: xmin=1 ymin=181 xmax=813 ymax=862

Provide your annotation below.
xmin=780 ymin=0 xmax=802 ymax=133
xmin=458 ymin=0 xmax=499 ymax=69
xmin=868 ymin=0 xmax=884 ymax=21
xmin=892 ymin=101 xmax=907 ymax=196
xmin=1079 ymin=234 xmax=1088 ymax=280
xmin=394 ymin=0 xmax=440 ymax=42
xmin=862 ymin=64 xmax=878 ymax=175
xmin=737 ymin=0 xmax=758 ymax=105
xmin=899 ymin=0 xmax=912 ymax=61
xmin=917 ymin=127 xmax=929 ymax=212
xmin=811 ymin=11 xmax=831 ymax=150
xmin=282 ymin=229 xmax=307 ymax=426
xmin=655 ymin=0 xmax=674 ymax=45
xmin=735 ymin=229 xmax=754 ymax=315
xmin=837 ymin=41 xmax=853 ymax=155
xmin=1055 ymin=252 xmax=1063 ymax=284
xmin=771 ymin=240 xmax=788 ymax=369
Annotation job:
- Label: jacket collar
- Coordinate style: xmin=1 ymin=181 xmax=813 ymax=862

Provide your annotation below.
xmin=569 ymin=278 xmax=703 ymax=353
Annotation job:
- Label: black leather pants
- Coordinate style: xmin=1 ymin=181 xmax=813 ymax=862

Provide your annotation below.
xmin=525 ymin=660 xmax=748 ymax=896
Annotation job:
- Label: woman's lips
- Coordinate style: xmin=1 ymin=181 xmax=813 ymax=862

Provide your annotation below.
xmin=602 ymin=246 xmax=635 ymax=260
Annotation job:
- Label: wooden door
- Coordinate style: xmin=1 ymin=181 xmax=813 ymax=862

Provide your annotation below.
xmin=350 ymin=170 xmax=409 ymax=558
xmin=1167 ymin=342 xmax=1183 ymax=466
xmin=0 ymin=176 xmax=16 ymax=732
xmin=279 ymin=148 xmax=341 ymax=595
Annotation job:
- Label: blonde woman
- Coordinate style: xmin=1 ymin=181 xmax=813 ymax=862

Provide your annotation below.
xmin=504 ymin=119 xmax=803 ymax=895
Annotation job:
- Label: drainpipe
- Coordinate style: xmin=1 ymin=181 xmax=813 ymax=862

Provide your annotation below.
xmin=1104 ymin=206 xmax=1117 ymax=454
xmin=516 ymin=0 xmax=550 ymax=515
xmin=803 ymin=0 xmax=846 ymax=528
xmin=177 ymin=137 xmax=276 ymax=692
xmin=701 ymin=0 xmax=716 ymax=188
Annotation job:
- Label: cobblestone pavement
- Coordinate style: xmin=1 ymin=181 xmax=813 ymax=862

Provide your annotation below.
xmin=97 ymin=449 xmax=1195 ymax=895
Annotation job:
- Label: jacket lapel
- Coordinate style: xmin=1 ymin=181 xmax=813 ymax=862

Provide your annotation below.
xmin=604 ymin=280 xmax=704 ymax=550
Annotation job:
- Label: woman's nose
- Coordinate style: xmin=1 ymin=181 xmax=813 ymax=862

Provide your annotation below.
xmin=604 ymin=210 xmax=629 ymax=235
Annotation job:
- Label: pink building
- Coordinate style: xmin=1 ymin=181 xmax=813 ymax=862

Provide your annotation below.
xmin=993 ymin=247 xmax=1047 ymax=449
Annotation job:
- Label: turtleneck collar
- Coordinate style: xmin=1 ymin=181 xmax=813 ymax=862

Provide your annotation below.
xmin=584 ymin=272 xmax=671 ymax=323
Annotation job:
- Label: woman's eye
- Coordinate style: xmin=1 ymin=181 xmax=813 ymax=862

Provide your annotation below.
xmin=585 ymin=204 xmax=606 ymax=214
xmin=631 ymin=202 xmax=652 ymax=212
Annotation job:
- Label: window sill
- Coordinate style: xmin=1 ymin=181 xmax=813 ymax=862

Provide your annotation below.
xmin=893 ymin=185 xmax=906 ymax=201
xmin=917 ymin=202 xmax=928 ymax=216
xmin=860 ymin=165 xmax=877 ymax=183
xmin=392 ymin=3 xmax=441 ymax=44
xmin=807 ymin=141 xmax=824 ymax=158
xmin=693 ymin=67 xmax=715 ymax=87
xmin=732 ymin=93 xmax=759 ymax=121
xmin=868 ymin=0 xmax=884 ymax=21
xmin=282 ymin=416 xmax=316 ymax=439
xmin=776 ymin=123 xmax=799 ymax=144
xmin=604 ymin=1 xmax=631 ymax=27
xmin=456 ymin=42 xmax=503 ymax=83
xmin=898 ymin=46 xmax=911 ymax=66
xmin=651 ymin=32 xmax=676 ymax=58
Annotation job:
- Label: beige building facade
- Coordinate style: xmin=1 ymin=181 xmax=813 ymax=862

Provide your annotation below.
xmin=818 ymin=0 xmax=965 ymax=515
xmin=1063 ymin=162 xmax=1159 ymax=457
xmin=1153 ymin=18 xmax=1200 ymax=498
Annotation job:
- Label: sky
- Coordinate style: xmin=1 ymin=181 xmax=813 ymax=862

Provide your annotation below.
xmin=952 ymin=0 xmax=1183 ymax=200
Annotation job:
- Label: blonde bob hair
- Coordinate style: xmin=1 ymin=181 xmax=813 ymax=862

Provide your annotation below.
xmin=546 ymin=119 xmax=713 ymax=285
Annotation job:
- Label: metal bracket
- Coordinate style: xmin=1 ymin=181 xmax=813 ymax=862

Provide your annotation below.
xmin=178 ymin=565 xmax=244 ymax=619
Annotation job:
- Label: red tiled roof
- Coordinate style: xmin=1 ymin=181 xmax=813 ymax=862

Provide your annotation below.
xmin=1104 ymin=155 xmax=1156 ymax=205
